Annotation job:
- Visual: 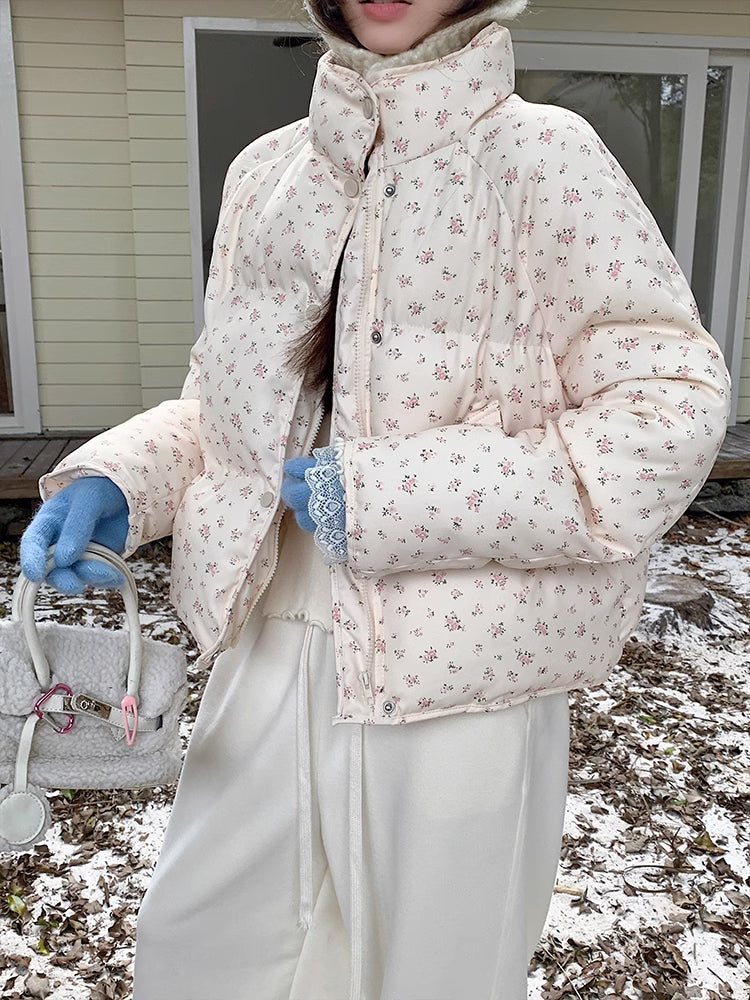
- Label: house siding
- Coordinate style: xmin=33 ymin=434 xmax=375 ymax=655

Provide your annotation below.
xmin=12 ymin=0 xmax=138 ymax=430
xmin=521 ymin=0 xmax=750 ymax=35
xmin=10 ymin=0 xmax=750 ymax=428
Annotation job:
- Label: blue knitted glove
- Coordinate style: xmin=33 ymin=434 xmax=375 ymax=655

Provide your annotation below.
xmin=281 ymin=457 xmax=317 ymax=532
xmin=20 ymin=477 xmax=130 ymax=593
xmin=281 ymin=449 xmax=347 ymax=565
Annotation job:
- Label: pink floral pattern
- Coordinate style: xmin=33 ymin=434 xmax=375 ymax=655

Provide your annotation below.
xmin=41 ymin=25 xmax=730 ymax=725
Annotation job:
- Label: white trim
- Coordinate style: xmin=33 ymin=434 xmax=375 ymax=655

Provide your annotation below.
xmin=185 ymin=17 xmax=315 ymax=37
xmin=730 ymin=161 xmax=750 ymax=424
xmin=184 ymin=19 xmax=204 ymax=339
xmin=514 ymin=42 xmax=709 ymax=72
xmin=710 ymin=48 xmax=750 ymax=63
xmin=673 ymin=49 xmax=709 ymax=279
xmin=0 ymin=0 xmax=40 ymax=433
xmin=707 ymin=52 xmax=750 ymax=422
xmin=184 ymin=17 xmax=316 ymax=337
xmin=511 ymin=30 xmax=750 ymax=51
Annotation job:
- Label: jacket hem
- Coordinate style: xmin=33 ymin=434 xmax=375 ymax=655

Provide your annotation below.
xmin=330 ymin=679 xmax=584 ymax=726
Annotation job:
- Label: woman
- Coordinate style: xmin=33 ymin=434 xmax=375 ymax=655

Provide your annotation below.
xmin=21 ymin=1 xmax=730 ymax=997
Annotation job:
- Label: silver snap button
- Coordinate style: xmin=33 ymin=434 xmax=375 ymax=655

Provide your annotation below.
xmin=382 ymin=699 xmax=397 ymax=716
xmin=362 ymin=97 xmax=375 ymax=119
xmin=344 ymin=177 xmax=360 ymax=198
xmin=384 ymin=183 xmax=396 ymax=197
xmin=260 ymin=491 xmax=274 ymax=508
xmin=371 ymin=330 xmax=382 ymax=345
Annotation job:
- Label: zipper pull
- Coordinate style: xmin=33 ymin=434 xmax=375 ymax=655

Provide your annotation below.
xmin=360 ymin=671 xmax=375 ymax=706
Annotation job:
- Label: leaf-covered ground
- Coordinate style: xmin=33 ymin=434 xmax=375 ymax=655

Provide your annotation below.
xmin=0 ymin=516 xmax=748 ymax=1000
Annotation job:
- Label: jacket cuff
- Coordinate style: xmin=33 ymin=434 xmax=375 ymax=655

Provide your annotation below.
xmin=305 ymin=442 xmax=348 ymax=565
xmin=40 ymin=465 xmax=146 ymax=558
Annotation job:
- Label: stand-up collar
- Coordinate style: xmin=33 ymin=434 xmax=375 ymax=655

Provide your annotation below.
xmin=308 ymin=23 xmax=515 ymax=178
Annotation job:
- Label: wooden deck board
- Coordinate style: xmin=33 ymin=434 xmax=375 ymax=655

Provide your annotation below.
xmin=2 ymin=439 xmax=49 ymax=478
xmin=23 ymin=438 xmax=70 ymax=484
xmin=710 ymin=423 xmax=750 ymax=479
xmin=0 ymin=439 xmax=23 ymax=467
xmin=0 ymin=424 xmax=749 ymax=500
xmin=0 ymin=435 xmax=93 ymax=499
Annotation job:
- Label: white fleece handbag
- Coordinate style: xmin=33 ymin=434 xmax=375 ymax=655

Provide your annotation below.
xmin=0 ymin=543 xmax=187 ymax=852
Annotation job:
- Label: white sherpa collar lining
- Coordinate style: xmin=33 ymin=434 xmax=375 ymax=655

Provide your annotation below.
xmin=307 ymin=1 xmax=528 ymax=78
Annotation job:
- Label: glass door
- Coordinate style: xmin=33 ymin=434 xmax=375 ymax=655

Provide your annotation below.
xmin=702 ymin=50 xmax=750 ymax=421
xmin=691 ymin=66 xmax=730 ymax=329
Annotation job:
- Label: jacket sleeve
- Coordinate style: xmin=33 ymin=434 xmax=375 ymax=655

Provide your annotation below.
xmin=39 ymin=119 xmax=308 ymax=557
xmin=342 ymin=110 xmax=730 ymax=577
xmin=39 ymin=372 xmax=204 ymax=559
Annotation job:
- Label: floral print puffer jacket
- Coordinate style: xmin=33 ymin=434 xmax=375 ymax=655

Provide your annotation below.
xmin=41 ymin=24 xmax=730 ymax=725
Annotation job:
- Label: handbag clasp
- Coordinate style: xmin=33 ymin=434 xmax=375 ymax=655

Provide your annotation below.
xmin=34 ymin=683 xmax=75 ymax=734
xmin=71 ymin=693 xmax=115 ymax=721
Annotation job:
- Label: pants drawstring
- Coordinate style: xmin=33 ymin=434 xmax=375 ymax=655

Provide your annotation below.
xmin=349 ymin=724 xmax=364 ymax=1000
xmin=296 ymin=624 xmax=315 ymax=931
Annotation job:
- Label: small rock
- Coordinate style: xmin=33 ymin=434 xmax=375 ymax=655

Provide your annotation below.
xmin=24 ymin=975 xmax=50 ymax=999
xmin=645 ymin=574 xmax=713 ymax=608
xmin=690 ymin=476 xmax=750 ymax=515
xmin=644 ymin=574 xmax=715 ymax=630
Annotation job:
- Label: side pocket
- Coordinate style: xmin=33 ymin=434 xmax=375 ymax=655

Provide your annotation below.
xmin=463 ymin=398 xmax=505 ymax=430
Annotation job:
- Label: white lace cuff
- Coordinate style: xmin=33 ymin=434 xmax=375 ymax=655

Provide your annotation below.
xmin=304 ymin=442 xmax=347 ymax=565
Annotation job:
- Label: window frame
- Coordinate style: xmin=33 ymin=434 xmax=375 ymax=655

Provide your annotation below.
xmin=705 ymin=49 xmax=750 ymax=425
xmin=0 ymin=0 xmax=41 ymax=433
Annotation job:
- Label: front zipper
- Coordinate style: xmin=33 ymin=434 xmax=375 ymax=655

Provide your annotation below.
xmin=352 ymin=161 xmax=385 ymax=710
xmin=193 ymin=514 xmax=282 ymax=668
xmin=354 ymin=165 xmax=380 ymax=441
xmin=242 ymin=516 xmax=282 ymax=625
xmin=303 ymin=401 xmax=326 ymax=455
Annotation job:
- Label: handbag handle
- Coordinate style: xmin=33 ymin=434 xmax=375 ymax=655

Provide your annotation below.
xmin=11 ymin=543 xmax=143 ymax=699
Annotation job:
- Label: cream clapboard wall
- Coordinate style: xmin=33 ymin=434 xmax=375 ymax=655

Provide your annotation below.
xmin=11 ymin=0 xmax=750 ymax=429
xmin=13 ymin=0 xmax=139 ymax=430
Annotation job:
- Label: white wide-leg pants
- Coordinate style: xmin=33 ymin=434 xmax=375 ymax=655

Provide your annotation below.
xmin=133 ymin=617 xmax=569 ymax=1000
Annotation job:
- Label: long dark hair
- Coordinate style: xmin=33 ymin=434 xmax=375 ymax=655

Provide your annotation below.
xmin=289 ymin=255 xmax=342 ymax=404
xmin=289 ymin=0 xmax=504 ymax=398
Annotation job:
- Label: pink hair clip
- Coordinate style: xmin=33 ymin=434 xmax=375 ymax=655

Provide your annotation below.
xmin=121 ymin=695 xmax=139 ymax=746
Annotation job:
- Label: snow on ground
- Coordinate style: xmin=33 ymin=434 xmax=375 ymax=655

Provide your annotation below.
xmin=0 ymin=518 xmax=748 ymax=999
